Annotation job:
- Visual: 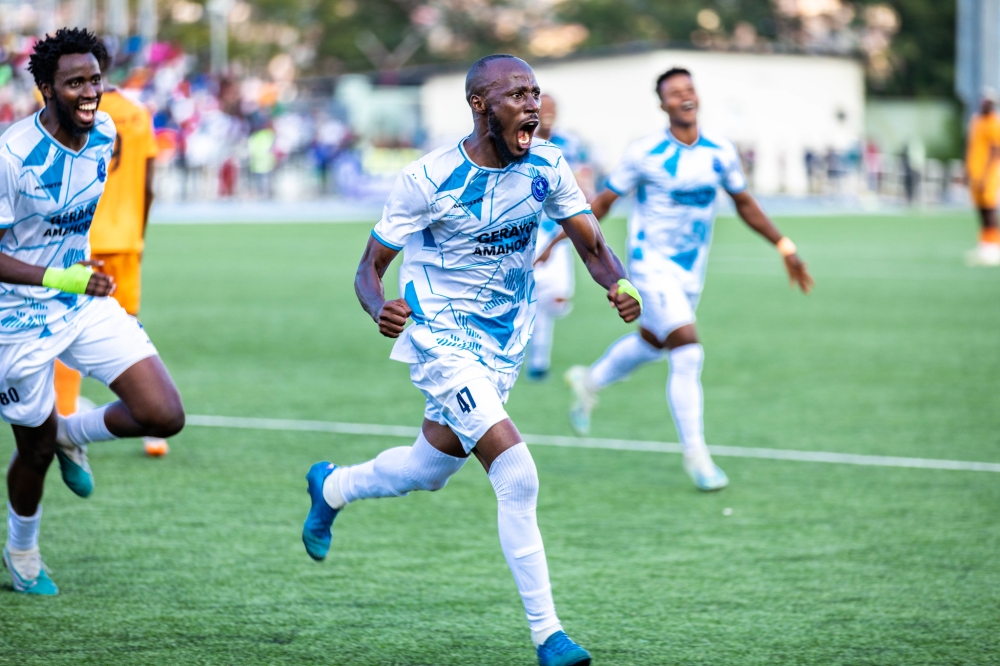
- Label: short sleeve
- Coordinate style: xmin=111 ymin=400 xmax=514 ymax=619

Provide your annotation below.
xmin=371 ymin=166 xmax=432 ymax=250
xmin=0 ymin=155 xmax=18 ymax=230
xmin=605 ymin=143 xmax=643 ymax=196
xmin=543 ymin=155 xmax=590 ymax=221
xmin=721 ymin=141 xmax=747 ymax=195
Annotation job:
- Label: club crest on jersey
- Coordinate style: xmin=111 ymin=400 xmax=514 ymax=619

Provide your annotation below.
xmin=531 ymin=175 xmax=548 ymax=202
xmin=97 ymin=157 xmax=107 ymax=182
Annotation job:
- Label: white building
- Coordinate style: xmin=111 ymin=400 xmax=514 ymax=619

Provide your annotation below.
xmin=420 ymin=49 xmax=865 ymax=196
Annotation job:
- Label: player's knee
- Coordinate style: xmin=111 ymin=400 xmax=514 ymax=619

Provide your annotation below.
xmin=491 ymin=444 xmax=539 ymax=504
xmin=17 ymin=444 xmax=55 ymax=472
xmin=132 ymin=401 xmax=185 ymax=438
xmin=418 ymin=473 xmax=450 ymax=492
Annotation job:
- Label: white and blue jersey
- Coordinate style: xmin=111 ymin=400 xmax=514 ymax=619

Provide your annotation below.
xmin=607 ymin=128 xmax=745 ymax=289
xmin=372 ymin=138 xmax=590 ymax=373
xmin=0 ymin=111 xmax=115 ymax=342
xmin=548 ymin=129 xmax=588 ymax=169
xmin=535 ymin=129 xmax=588 ymax=259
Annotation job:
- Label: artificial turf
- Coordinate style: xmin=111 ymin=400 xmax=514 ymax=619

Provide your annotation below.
xmin=1 ymin=212 xmax=998 ymax=665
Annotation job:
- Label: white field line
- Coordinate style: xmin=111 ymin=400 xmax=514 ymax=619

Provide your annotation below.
xmin=185 ymin=415 xmax=1000 ymax=473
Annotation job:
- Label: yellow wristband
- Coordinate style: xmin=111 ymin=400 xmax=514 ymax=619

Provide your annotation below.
xmin=42 ymin=264 xmax=92 ymax=294
xmin=776 ymin=237 xmax=797 ymax=257
xmin=616 ymin=278 xmax=643 ymax=311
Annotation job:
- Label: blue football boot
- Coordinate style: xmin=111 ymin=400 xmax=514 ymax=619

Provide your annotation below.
xmin=302 ymin=461 xmax=339 ymax=561
xmin=4 ymin=545 xmax=59 ymax=596
xmin=537 ymin=631 xmax=592 ymax=666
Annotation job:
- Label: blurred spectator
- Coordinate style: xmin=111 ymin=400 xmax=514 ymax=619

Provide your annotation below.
xmin=864 ymin=139 xmax=881 ymax=192
xmin=248 ymin=123 xmax=277 ymax=199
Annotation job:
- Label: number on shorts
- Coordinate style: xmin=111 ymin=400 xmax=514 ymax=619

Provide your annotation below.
xmin=0 ymin=388 xmax=19 ymax=406
xmin=456 ymin=386 xmax=477 ymax=414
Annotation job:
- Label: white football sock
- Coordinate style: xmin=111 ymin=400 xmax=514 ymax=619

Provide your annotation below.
xmin=528 ymin=309 xmax=556 ymax=373
xmin=488 ymin=443 xmax=562 ymax=645
xmin=63 ymin=404 xmax=116 ymax=446
xmin=589 ymin=332 xmax=666 ymax=390
xmin=7 ymin=502 xmax=40 ymax=551
xmin=329 ymin=431 xmax=467 ymax=507
xmin=668 ymin=343 xmax=707 ymax=455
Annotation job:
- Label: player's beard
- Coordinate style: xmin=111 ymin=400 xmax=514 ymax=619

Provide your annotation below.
xmin=487 ymin=106 xmax=527 ymax=167
xmin=52 ymin=95 xmax=91 ymax=138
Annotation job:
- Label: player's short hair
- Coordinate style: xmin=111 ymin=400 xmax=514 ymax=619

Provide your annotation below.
xmin=465 ymin=54 xmax=521 ymax=103
xmin=28 ymin=27 xmax=107 ymax=88
xmin=656 ymin=67 xmax=692 ymax=98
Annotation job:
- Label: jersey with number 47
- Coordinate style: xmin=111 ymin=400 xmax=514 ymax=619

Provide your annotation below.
xmin=372 ymin=138 xmax=590 ymax=373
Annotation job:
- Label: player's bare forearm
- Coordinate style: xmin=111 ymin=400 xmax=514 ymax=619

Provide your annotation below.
xmin=0 ymin=237 xmax=114 ymax=296
xmin=561 ymin=212 xmax=625 ymax=289
xmin=355 ymin=235 xmax=411 ymax=337
xmin=0 ymin=229 xmax=40 ymax=284
xmin=731 ymin=190 xmax=782 ymax=244
xmin=589 ymin=189 xmax=619 ymax=221
xmin=561 ymin=212 xmax=641 ymax=321
xmin=730 ymin=191 xmax=814 ymax=293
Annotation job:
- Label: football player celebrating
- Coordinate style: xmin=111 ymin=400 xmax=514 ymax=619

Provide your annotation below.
xmin=566 ymin=68 xmax=813 ymax=491
xmin=302 ymin=55 xmax=641 ymax=666
xmin=0 ymin=29 xmax=184 ymax=596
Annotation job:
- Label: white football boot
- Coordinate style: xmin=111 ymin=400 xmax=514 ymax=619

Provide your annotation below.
xmin=684 ymin=447 xmax=729 ymax=492
xmin=565 ymin=365 xmax=598 ymax=435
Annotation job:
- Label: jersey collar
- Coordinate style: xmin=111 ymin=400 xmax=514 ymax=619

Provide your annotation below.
xmin=34 ymin=111 xmax=90 ymax=158
xmin=458 ymin=136 xmax=518 ymax=173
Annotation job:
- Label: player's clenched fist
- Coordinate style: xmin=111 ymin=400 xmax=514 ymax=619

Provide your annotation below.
xmin=377 ymin=298 xmax=412 ymax=338
xmin=607 ymin=278 xmax=642 ymax=323
xmin=85 ymin=271 xmax=116 ymax=297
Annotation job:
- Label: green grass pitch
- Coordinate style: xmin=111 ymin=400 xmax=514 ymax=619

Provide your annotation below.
xmin=1 ymin=212 xmax=999 ymax=665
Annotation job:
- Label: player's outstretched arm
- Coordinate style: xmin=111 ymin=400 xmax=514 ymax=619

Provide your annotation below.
xmin=730 ymin=191 xmax=814 ymax=294
xmin=355 ymin=235 xmax=412 ymax=338
xmin=560 ymin=212 xmax=641 ymax=323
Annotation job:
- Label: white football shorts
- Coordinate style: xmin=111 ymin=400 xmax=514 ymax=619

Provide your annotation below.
xmin=631 ymin=267 xmax=703 ymax=341
xmin=410 ymin=354 xmax=518 ymax=453
xmin=0 ymin=297 xmax=158 ymax=427
xmin=533 ymin=240 xmax=575 ymax=317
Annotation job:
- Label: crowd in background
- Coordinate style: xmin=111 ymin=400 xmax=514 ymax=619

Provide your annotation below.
xmin=0 ymin=31 xmax=968 ymax=207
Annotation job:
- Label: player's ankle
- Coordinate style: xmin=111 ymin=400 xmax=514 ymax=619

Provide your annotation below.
xmin=531 ymin=623 xmax=563 ymax=647
xmin=322 ymin=468 xmax=347 ymax=509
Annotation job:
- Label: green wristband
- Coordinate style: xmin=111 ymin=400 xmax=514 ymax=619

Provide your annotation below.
xmin=616 ymin=278 xmax=643 ymax=310
xmin=42 ymin=264 xmax=92 ymax=294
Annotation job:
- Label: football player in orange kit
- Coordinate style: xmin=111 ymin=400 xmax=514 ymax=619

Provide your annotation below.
xmin=966 ymin=91 xmax=1000 ymax=266
xmin=53 ymin=72 xmax=168 ymax=456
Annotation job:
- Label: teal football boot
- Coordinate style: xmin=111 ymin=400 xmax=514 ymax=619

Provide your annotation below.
xmin=302 ymin=461 xmax=339 ymax=561
xmin=4 ymin=545 xmax=58 ymax=595
xmin=55 ymin=416 xmax=94 ymax=498
xmin=537 ymin=631 xmax=591 ymax=666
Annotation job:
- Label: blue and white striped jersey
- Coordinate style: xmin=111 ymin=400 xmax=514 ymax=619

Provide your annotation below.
xmin=607 ymin=129 xmax=745 ymax=285
xmin=0 ymin=111 xmax=116 ymax=342
xmin=372 ymin=138 xmax=589 ymax=372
